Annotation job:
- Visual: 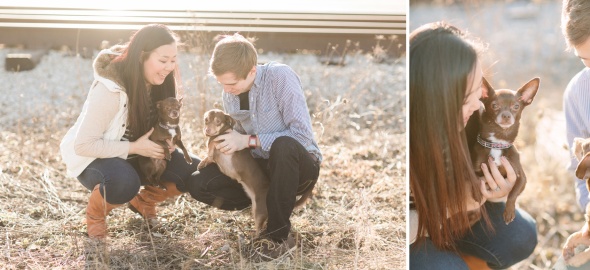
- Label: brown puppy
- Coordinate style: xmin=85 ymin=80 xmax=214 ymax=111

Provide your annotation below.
xmin=198 ymin=109 xmax=270 ymax=234
xmin=138 ymin=97 xmax=192 ymax=187
xmin=471 ymin=77 xmax=539 ymax=224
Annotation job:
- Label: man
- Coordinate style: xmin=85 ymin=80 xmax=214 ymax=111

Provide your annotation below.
xmin=561 ymin=0 xmax=590 ymax=267
xmin=186 ymin=33 xmax=322 ymax=262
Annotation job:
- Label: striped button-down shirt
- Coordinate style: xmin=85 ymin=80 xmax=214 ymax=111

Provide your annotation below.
xmin=222 ymin=62 xmax=322 ymax=163
xmin=565 ymin=67 xmax=590 ymax=210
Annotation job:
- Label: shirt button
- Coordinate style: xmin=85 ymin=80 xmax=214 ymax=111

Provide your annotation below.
xmin=122 ymin=124 xmax=125 ymax=127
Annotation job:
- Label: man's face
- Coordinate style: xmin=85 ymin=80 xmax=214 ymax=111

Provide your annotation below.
xmin=215 ymin=67 xmax=256 ymax=96
xmin=574 ymin=36 xmax=590 ymax=68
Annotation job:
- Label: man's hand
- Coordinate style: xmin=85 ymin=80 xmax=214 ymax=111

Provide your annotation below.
xmin=214 ymin=129 xmax=249 ymax=154
xmin=563 ymin=222 xmax=590 ymax=267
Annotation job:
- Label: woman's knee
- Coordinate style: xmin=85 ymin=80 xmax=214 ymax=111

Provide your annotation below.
xmin=84 ymin=158 xmax=141 ymax=204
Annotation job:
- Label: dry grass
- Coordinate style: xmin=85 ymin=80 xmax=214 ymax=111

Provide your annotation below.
xmin=0 ymin=41 xmax=406 ymax=269
xmin=411 ymin=0 xmax=587 ymax=268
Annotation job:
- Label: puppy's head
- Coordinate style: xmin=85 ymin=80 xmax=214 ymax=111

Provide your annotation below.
xmin=203 ymin=109 xmax=234 ymax=137
xmin=480 ymin=77 xmax=540 ymax=129
xmin=574 ymin=137 xmax=590 ymax=180
xmin=156 ymin=97 xmax=182 ymax=121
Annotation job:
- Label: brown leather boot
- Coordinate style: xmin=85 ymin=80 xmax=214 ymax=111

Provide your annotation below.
xmin=460 ymin=253 xmax=491 ymax=270
xmin=128 ymin=182 xmax=182 ymax=227
xmin=86 ymin=184 xmax=122 ymax=239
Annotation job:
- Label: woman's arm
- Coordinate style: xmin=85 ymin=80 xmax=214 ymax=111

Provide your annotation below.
xmin=74 ymin=84 xmax=130 ymax=158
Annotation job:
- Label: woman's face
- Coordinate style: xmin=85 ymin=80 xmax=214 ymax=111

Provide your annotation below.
xmin=143 ymin=42 xmax=177 ymax=86
xmin=462 ymin=61 xmax=483 ymax=127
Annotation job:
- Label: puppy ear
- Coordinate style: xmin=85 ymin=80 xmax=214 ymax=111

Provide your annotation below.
xmin=517 ymin=77 xmax=540 ymax=105
xmin=576 ymin=152 xmax=590 ymax=180
xmin=481 ymin=77 xmax=494 ymax=99
xmin=226 ymin=113 xmax=235 ymax=128
xmin=178 ymin=97 xmax=183 ymax=106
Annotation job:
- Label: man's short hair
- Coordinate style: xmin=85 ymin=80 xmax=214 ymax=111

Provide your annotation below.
xmin=209 ymin=33 xmax=257 ymax=79
xmin=562 ymin=0 xmax=590 ymax=49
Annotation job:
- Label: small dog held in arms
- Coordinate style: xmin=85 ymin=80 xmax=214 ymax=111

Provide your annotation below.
xmin=138 ymin=97 xmax=192 ymax=187
xmin=470 ymin=77 xmax=540 ymax=224
xmin=197 ymin=109 xmax=313 ymax=235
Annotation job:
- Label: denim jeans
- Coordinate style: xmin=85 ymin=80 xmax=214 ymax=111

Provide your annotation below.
xmin=186 ymin=136 xmax=320 ymax=241
xmin=410 ymin=202 xmax=538 ymax=269
xmin=77 ymin=149 xmax=200 ymax=204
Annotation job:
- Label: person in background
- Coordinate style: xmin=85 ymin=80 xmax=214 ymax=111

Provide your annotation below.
xmin=561 ymin=0 xmax=590 ymax=267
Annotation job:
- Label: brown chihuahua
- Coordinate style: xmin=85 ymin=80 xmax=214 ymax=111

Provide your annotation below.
xmin=471 ymin=77 xmax=540 ymax=224
xmin=198 ymin=109 xmax=270 ymax=234
xmin=138 ymin=97 xmax=192 ymax=187
xmin=198 ymin=109 xmax=313 ymax=234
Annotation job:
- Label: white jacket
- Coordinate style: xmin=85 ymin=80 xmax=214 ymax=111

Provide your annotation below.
xmin=60 ymin=47 xmax=130 ymax=177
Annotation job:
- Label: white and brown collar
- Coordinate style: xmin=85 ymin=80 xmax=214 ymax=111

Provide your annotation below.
xmin=476 ymin=134 xmax=513 ymax=150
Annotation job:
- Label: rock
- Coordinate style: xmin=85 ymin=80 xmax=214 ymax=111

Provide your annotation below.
xmin=5 ymin=50 xmax=46 ymax=72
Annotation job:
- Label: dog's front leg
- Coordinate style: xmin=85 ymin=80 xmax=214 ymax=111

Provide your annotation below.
xmin=174 ymin=128 xmax=192 ymax=164
xmin=503 ymin=161 xmax=526 ymax=224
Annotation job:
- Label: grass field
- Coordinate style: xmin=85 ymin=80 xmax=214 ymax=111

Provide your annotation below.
xmin=0 ymin=36 xmax=406 ymax=269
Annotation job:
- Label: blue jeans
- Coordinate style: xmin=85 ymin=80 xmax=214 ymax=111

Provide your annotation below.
xmin=410 ymin=202 xmax=538 ymax=269
xmin=77 ymin=149 xmax=200 ymax=204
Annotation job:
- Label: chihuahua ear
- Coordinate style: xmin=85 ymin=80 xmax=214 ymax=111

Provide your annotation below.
xmin=517 ymin=77 xmax=540 ymax=105
xmin=226 ymin=114 xmax=235 ymax=128
xmin=481 ymin=77 xmax=494 ymax=99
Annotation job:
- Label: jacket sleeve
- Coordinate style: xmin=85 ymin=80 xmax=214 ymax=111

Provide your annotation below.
xmin=74 ymin=83 xmax=130 ymax=158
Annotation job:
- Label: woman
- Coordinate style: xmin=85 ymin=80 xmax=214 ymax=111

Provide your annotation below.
xmin=409 ymin=22 xmax=538 ymax=269
xmin=60 ymin=24 xmax=199 ymax=239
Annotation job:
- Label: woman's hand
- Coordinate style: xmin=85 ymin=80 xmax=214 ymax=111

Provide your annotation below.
xmin=129 ymin=128 xmax=166 ymax=159
xmin=479 ymin=156 xmax=516 ymax=200
xmin=214 ymin=129 xmax=248 ymax=154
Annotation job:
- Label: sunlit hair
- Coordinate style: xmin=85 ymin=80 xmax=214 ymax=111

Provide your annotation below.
xmin=112 ymin=24 xmax=180 ymax=140
xmin=561 ymin=0 xmax=590 ymax=49
xmin=209 ymin=33 xmax=257 ymax=79
xmin=409 ymin=21 xmax=488 ymax=251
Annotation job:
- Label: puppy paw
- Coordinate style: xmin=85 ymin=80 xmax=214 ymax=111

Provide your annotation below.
xmin=503 ymin=211 xmax=515 ymax=225
xmin=184 ymin=156 xmax=192 ymax=164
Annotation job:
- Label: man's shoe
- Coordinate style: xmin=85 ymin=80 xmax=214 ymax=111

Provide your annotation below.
xmin=242 ymin=235 xmax=296 ymax=262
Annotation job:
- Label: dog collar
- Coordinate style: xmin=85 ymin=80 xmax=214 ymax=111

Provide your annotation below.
xmin=159 ymin=122 xmax=177 ymax=130
xmin=476 ymin=135 xmax=512 ymax=150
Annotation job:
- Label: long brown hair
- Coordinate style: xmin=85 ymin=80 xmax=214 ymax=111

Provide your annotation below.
xmin=113 ymin=24 xmax=180 ymax=140
xmin=409 ymin=22 xmax=485 ymax=250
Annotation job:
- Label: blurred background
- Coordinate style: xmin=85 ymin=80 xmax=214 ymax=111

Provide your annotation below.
xmin=411 ymin=0 xmax=584 ymax=268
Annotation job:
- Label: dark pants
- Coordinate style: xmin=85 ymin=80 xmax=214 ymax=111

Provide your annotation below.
xmin=410 ymin=202 xmax=538 ymax=269
xmin=77 ymin=149 xmax=200 ymax=204
xmin=186 ymin=136 xmax=321 ymax=241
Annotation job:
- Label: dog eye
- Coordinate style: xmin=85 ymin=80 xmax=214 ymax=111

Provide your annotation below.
xmin=512 ymin=104 xmax=520 ymax=110
xmin=492 ymin=103 xmax=499 ymax=110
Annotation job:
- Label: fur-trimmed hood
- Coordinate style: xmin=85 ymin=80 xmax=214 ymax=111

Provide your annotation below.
xmin=93 ymin=44 xmax=127 ymax=92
